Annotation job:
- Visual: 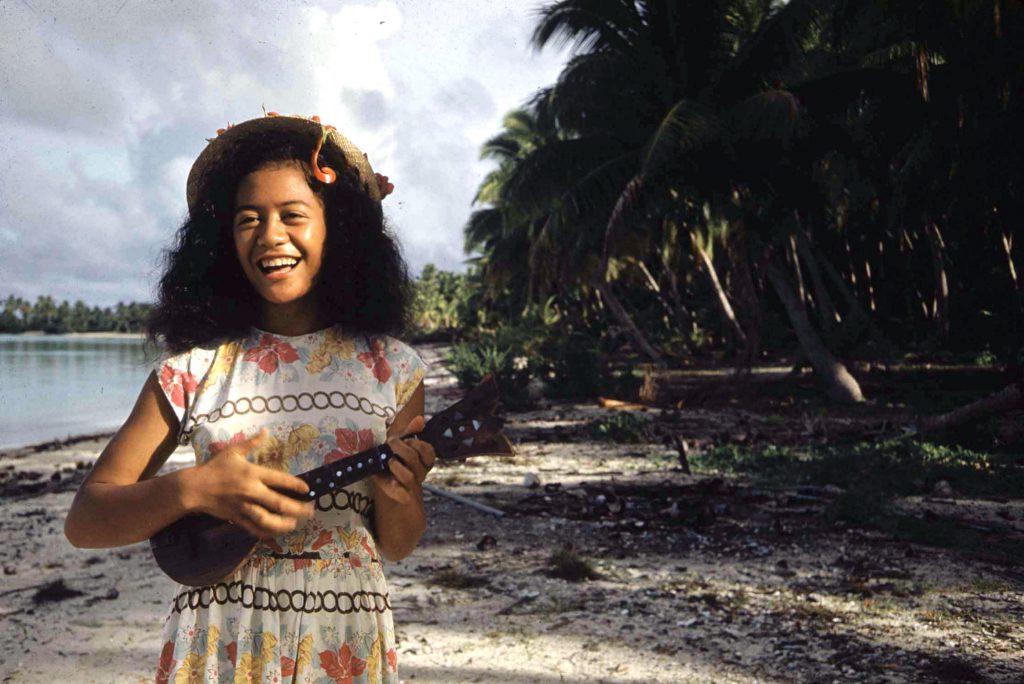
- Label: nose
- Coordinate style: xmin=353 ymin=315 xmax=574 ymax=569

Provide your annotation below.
xmin=256 ymin=215 xmax=288 ymax=247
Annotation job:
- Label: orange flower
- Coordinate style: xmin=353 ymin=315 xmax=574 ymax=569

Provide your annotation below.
xmin=155 ymin=641 xmax=176 ymax=684
xmin=160 ymin=365 xmax=197 ymax=408
xmin=357 ymin=338 xmax=392 ymax=384
xmin=319 ymin=643 xmax=366 ymax=683
xmin=243 ymin=334 xmax=299 ymax=374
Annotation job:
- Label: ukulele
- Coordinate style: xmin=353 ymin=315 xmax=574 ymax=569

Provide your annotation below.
xmin=150 ymin=375 xmax=511 ymax=587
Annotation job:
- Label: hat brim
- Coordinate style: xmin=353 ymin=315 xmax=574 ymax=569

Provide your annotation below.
xmin=186 ymin=115 xmax=381 ymax=212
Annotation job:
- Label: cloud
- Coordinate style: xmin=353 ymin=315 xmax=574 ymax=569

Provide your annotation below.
xmin=0 ymin=0 xmax=568 ymax=307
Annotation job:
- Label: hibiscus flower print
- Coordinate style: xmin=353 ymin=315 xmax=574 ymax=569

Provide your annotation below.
xmin=319 ymin=642 xmax=366 ymax=683
xmin=243 ymin=333 xmax=299 ymax=374
xmin=325 ymin=427 xmax=375 ymax=464
xmin=155 ymin=641 xmax=176 ymax=684
xmin=209 ymin=430 xmax=248 ymax=454
xmin=357 ymin=338 xmax=392 ymax=384
xmin=160 ymin=364 xmax=198 ymax=409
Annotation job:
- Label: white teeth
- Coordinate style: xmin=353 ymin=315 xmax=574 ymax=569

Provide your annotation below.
xmin=259 ymin=257 xmax=299 ymax=268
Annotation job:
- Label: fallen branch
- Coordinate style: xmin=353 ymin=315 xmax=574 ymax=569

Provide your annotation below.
xmin=422 ymin=483 xmax=505 ymax=517
xmin=0 ymin=573 xmax=105 ymax=598
xmin=915 ymin=377 xmax=1024 ymax=434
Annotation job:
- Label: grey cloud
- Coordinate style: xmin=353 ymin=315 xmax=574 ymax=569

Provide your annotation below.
xmin=344 ymin=88 xmax=390 ymax=131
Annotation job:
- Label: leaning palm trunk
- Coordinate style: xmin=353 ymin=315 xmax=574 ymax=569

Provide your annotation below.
xmin=597 ymin=281 xmax=666 ymax=367
xmin=765 ymin=261 xmax=865 ymax=403
xmin=794 ymin=229 xmax=840 ymax=334
xmin=691 ymin=231 xmax=747 ymax=348
xmin=925 ymin=221 xmax=950 ymax=341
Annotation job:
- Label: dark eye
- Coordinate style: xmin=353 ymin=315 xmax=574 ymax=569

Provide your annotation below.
xmin=235 ymin=215 xmax=258 ymax=228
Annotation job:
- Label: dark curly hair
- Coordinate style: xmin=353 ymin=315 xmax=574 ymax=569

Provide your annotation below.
xmin=147 ymin=126 xmax=412 ymax=353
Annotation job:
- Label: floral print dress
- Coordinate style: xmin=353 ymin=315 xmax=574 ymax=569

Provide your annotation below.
xmin=152 ymin=326 xmax=427 ymax=684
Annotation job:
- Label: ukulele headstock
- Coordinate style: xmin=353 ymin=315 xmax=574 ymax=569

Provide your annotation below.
xmin=420 ymin=375 xmax=513 ymax=460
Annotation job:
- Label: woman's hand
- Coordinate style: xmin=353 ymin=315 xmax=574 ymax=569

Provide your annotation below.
xmin=189 ymin=428 xmax=315 ymax=539
xmin=371 ymin=415 xmax=436 ymax=505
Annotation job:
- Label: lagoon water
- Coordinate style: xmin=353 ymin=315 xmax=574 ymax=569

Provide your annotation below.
xmin=0 ymin=334 xmax=157 ymax=450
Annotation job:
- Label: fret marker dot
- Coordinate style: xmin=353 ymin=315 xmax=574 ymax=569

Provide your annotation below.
xmin=335 ymin=470 xmax=341 ymax=477
xmin=357 ymin=462 xmax=363 ymax=469
xmin=329 ymin=482 xmax=335 ymax=488
xmin=347 ymin=466 xmax=352 ymax=472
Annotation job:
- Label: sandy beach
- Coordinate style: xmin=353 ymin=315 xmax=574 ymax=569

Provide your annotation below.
xmin=2 ymin=346 xmax=1022 ymax=683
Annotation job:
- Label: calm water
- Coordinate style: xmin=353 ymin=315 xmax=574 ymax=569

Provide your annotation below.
xmin=0 ymin=334 xmax=158 ymax=449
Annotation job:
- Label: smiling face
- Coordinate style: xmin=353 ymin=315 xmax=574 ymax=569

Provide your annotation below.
xmin=232 ymin=162 xmax=328 ymax=333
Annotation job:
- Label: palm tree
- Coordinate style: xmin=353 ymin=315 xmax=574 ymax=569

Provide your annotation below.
xmin=514 ymin=0 xmax=872 ymax=397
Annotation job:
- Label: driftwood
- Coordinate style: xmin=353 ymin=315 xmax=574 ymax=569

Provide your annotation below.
xmin=639 ymin=368 xmax=700 ymax=404
xmin=422 ymin=483 xmax=505 ymax=517
xmin=916 ymin=377 xmax=1024 ymax=434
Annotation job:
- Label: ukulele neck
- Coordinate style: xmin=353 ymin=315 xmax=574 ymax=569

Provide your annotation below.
xmin=288 ymin=441 xmax=403 ymax=501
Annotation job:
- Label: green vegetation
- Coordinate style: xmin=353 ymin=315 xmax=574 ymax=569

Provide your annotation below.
xmin=694 ymin=440 xmax=1023 ymax=498
xmin=428 ymin=568 xmax=490 ymax=590
xmin=440 ymin=0 xmax=1024 ymax=404
xmin=588 ymin=412 xmax=650 ymax=443
xmin=694 ymin=439 xmax=1024 ymax=560
xmin=0 ymin=295 xmax=150 ymax=334
xmin=545 ymin=548 xmax=601 ymax=582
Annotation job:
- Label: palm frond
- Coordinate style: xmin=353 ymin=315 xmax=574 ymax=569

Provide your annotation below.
xmin=716 ymin=0 xmax=823 ymax=101
xmin=640 ymin=98 xmax=721 ymax=178
xmin=729 ymin=89 xmax=805 ymax=149
xmin=501 ymin=136 xmax=629 ymax=221
xmin=531 ymin=0 xmax=643 ymax=54
xmin=463 ymin=207 xmax=506 ymax=254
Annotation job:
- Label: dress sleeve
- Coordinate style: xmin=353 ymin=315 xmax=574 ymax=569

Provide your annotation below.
xmin=152 ymin=348 xmax=201 ymax=444
xmin=389 ymin=338 xmax=429 ymax=413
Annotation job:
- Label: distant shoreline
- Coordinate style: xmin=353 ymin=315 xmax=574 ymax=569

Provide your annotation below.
xmin=0 ymin=430 xmax=117 ymax=460
xmin=7 ymin=330 xmax=146 ymax=339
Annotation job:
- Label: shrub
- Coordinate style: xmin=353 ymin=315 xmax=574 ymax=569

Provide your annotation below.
xmin=588 ymin=412 xmax=651 ymax=443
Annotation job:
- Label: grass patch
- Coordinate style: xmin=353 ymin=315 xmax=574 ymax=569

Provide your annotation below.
xmin=693 ymin=438 xmax=1024 ymax=560
xmin=546 ymin=548 xmax=601 ymax=582
xmin=962 ymin=576 xmax=1013 ymax=593
xmin=693 ymin=438 xmax=1024 ymax=499
xmin=588 ymin=413 xmax=650 ymax=443
xmin=428 ymin=568 xmax=490 ymax=590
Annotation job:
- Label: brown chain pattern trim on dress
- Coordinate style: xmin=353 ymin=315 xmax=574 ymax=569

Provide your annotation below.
xmin=181 ymin=391 xmax=395 ymax=439
xmin=169 ymin=580 xmax=391 ymax=614
xmin=314 ymin=488 xmax=373 ymax=515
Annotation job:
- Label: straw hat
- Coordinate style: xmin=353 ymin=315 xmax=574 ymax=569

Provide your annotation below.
xmin=185 ymin=112 xmax=382 ymax=213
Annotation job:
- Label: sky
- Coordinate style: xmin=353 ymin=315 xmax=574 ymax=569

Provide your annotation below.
xmin=0 ymin=0 xmax=570 ymax=307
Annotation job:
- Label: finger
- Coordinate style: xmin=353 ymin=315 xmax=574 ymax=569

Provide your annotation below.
xmin=388 ymin=439 xmax=424 ymax=480
xmin=239 ymin=501 xmax=299 ymax=538
xmin=262 ymin=468 xmax=311 ymax=496
xmin=394 ymin=415 xmax=425 ymax=438
xmin=386 ymin=457 xmax=416 ymax=488
xmin=243 ymin=428 xmax=269 ymax=450
xmin=407 ymin=438 xmax=436 ymax=471
xmin=372 ymin=473 xmax=411 ymax=505
xmin=261 ymin=488 xmax=315 ymax=520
